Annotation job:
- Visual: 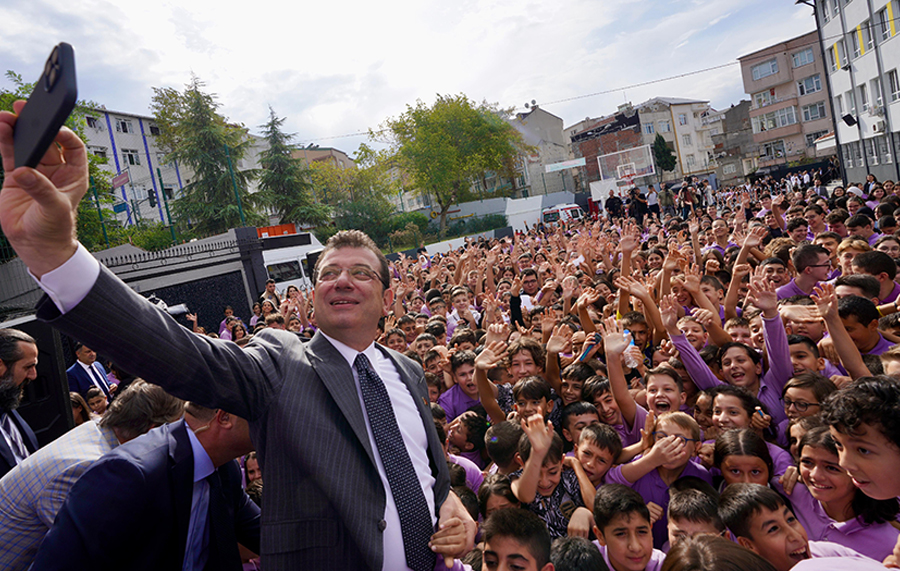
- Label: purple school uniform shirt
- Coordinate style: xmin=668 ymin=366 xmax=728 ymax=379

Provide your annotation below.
xmin=808 ymin=540 xmax=874 ymax=560
xmin=437 ymin=384 xmax=480 ymax=422
xmin=612 ymin=404 xmax=649 ymax=448
xmin=606 ymin=455 xmax=712 ymax=548
xmin=883 ymin=281 xmax=900 ymax=305
xmin=784 ymin=482 xmax=899 ymax=561
xmin=592 ymin=541 xmax=666 ymax=571
xmin=793 ymin=556 xmax=886 ymax=571
xmin=448 ymin=453 xmax=485 ymax=493
xmin=776 ymin=278 xmax=814 ymax=300
xmin=671 ymin=312 xmax=792 ymax=425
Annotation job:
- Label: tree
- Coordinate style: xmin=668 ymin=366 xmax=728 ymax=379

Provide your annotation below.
xmin=652 ymin=133 xmax=677 ymax=182
xmin=255 ymin=107 xmax=330 ymax=227
xmin=378 ymin=94 xmax=528 ymax=237
xmin=150 ymin=76 xmax=264 ymax=236
xmin=1 ymin=71 xmax=118 ymax=259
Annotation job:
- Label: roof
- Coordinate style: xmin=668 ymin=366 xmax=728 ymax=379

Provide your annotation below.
xmin=637 ymin=97 xmax=709 ymax=110
xmin=736 ymin=30 xmax=818 ymax=61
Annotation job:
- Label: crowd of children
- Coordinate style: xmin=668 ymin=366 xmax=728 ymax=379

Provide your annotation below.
xmin=242 ymin=176 xmax=900 ymax=570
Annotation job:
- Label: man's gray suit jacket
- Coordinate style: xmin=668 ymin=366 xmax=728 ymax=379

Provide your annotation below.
xmin=37 ymin=265 xmax=450 ymax=571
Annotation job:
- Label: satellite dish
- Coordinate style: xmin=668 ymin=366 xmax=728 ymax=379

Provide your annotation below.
xmin=531 ymin=100 xmax=537 ymax=106
xmin=524 ymin=103 xmax=530 ymax=109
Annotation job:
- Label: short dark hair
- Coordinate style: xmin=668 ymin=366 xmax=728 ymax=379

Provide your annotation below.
xmin=822 ymin=375 xmax=900 ymax=449
xmin=667 ymin=488 xmax=725 ymax=532
xmin=786 ymin=334 xmax=820 ymax=358
xmin=782 ymin=371 xmax=836 ymax=402
xmin=718 ymin=483 xmax=787 ymax=539
xmin=561 ymin=401 xmax=600 ymax=432
xmin=459 ymin=411 xmax=489 ymax=450
xmin=0 ymin=329 xmax=36 ymax=369
xmin=791 ymin=244 xmax=829 ymax=272
xmin=518 ymin=430 xmax=564 ymax=465
xmin=485 ymin=421 xmax=523 ymax=467
xmin=838 ymin=295 xmax=880 ymax=327
xmin=481 ymin=508 xmax=551 ymax=568
xmin=561 ymin=362 xmax=595 ymax=383
xmin=581 ymin=377 xmax=611 ymax=404
xmin=100 ymin=380 xmax=184 ymax=441
xmin=550 ymin=536 xmax=607 ymax=571
xmin=713 ymin=428 xmax=773 ymax=481
xmin=477 ymin=473 xmax=519 ymax=518
xmin=835 ymin=274 xmax=881 ymax=299
xmin=512 ymin=376 xmax=552 ymax=403
xmin=660 ymin=535 xmax=778 ymax=571
xmin=852 ymin=250 xmax=898 ymax=280
xmin=593 ymin=483 xmax=650 ymax=531
xmin=450 ymin=350 xmax=476 ymax=374
xmin=846 ymin=214 xmax=874 ymax=229
xmin=578 ymin=423 xmax=623 ymax=462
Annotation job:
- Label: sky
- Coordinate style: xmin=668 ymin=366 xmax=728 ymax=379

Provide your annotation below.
xmin=0 ymin=0 xmax=818 ymax=156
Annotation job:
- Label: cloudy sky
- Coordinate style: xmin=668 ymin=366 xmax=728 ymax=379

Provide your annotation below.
xmin=1 ymin=0 xmax=816 ymax=154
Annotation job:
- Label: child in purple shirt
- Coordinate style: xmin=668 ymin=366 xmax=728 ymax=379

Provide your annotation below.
xmin=605 ymin=412 xmax=712 ymax=549
xmin=591 ymin=484 xmax=667 ymax=571
xmin=438 ymin=350 xmax=479 ymax=422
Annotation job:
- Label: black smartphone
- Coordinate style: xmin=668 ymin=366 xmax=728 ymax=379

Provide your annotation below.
xmin=13 ymin=42 xmax=77 ymax=169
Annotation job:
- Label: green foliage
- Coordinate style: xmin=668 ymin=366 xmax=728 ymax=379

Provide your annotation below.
xmin=378 ymin=94 xmax=528 ymax=236
xmin=150 ymin=76 xmax=264 ymax=236
xmin=389 ymin=211 xmax=431 ymax=237
xmin=256 ymin=107 xmax=329 ymax=227
xmin=333 ymin=194 xmax=396 ymax=248
xmin=652 ymin=133 xmax=677 ymax=174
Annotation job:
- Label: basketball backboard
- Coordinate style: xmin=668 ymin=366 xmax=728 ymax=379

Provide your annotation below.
xmin=598 ymin=145 xmax=655 ymax=186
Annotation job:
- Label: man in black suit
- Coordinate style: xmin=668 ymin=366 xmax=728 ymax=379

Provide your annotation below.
xmin=66 ymin=342 xmax=114 ymax=401
xmin=31 ymin=403 xmax=260 ymax=571
xmin=0 ymin=329 xmax=39 ymax=477
xmin=0 ymin=102 xmax=474 ymax=570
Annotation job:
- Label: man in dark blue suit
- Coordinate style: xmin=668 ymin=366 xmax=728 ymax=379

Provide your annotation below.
xmin=32 ymin=403 xmax=260 ymax=571
xmin=0 ymin=329 xmax=39 ymax=478
xmin=66 ymin=342 xmax=114 ymax=401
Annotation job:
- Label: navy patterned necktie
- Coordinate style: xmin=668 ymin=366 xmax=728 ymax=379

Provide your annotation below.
xmin=354 ymin=353 xmax=435 ymax=571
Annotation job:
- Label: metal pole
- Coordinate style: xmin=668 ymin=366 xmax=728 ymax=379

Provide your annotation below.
xmin=157 ymin=168 xmax=177 ymax=244
xmin=224 ymin=144 xmax=247 ymax=226
xmin=89 ymin=176 xmax=110 ymax=248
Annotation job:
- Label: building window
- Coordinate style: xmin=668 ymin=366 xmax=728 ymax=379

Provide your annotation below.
xmin=723 ymin=164 xmax=737 ymax=175
xmin=836 ymin=94 xmax=844 ymax=114
xmin=828 ymin=45 xmax=838 ymax=72
xmin=867 ymin=138 xmax=879 ymax=165
xmin=644 ymin=123 xmax=655 ymax=135
xmin=837 ymin=40 xmax=847 ymax=66
xmin=163 ymin=187 xmax=174 ymax=200
xmin=877 ymin=135 xmax=893 ymax=163
xmin=872 ymin=79 xmax=883 ymax=107
xmin=831 ymin=0 xmax=840 ymax=18
xmin=683 ymin=134 xmax=692 ymax=146
xmin=863 ymin=20 xmax=874 ymax=49
xmin=88 ymin=146 xmax=107 ymax=159
xmin=752 ymin=58 xmax=779 ymax=80
xmin=122 ymin=148 xmax=141 ymax=166
xmin=806 ymin=130 xmax=829 ymax=147
xmin=802 ymin=102 xmax=827 ymax=121
xmin=85 ymin=116 xmax=101 ymax=130
xmin=860 ymin=84 xmax=869 ymax=111
xmin=821 ymin=0 xmax=830 ymax=21
xmin=878 ymin=8 xmax=891 ymax=40
xmin=754 ymin=90 xmax=775 ymax=108
xmin=149 ymin=124 xmax=161 ymax=136
xmin=686 ymin=154 xmax=696 ymax=169
xmin=751 ymin=106 xmax=798 ymax=133
xmin=798 ymin=75 xmax=822 ymax=96
xmin=792 ymin=49 xmax=814 ymax=67
xmin=115 ymin=119 xmax=133 ymax=134
xmin=761 ymin=140 xmax=786 ymax=159
xmin=658 ymin=120 xmax=671 ymax=132
xmin=852 ymin=29 xmax=862 ymax=58
xmin=890 ymin=70 xmax=900 ymax=102
xmin=846 ymin=90 xmax=857 ymax=114
xmin=678 ymin=113 xmax=688 ymax=126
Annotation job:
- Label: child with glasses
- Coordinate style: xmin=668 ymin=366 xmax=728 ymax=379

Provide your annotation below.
xmin=605 ymin=411 xmax=711 ymax=549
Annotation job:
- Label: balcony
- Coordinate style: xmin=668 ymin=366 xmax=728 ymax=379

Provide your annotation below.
xmin=752 ymin=122 xmax=802 ymax=144
xmin=749 ymin=95 xmax=798 ymax=115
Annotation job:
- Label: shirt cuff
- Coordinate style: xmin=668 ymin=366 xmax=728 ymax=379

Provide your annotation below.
xmin=29 ymin=242 xmax=100 ymax=314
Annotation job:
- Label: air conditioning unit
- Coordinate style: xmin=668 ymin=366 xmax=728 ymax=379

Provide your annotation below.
xmin=874 ymin=121 xmax=886 ymax=133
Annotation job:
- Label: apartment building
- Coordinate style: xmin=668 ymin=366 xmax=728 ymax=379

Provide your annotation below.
xmin=738 ymin=31 xmax=833 ymax=169
xmin=815 ymin=0 xmax=900 ymax=181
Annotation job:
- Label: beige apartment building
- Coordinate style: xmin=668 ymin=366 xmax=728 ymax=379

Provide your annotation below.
xmin=738 ymin=31 xmax=833 ymax=168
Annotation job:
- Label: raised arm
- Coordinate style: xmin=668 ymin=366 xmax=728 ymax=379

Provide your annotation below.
xmin=511 ymin=414 xmax=554 ymax=504
xmin=660 ymin=295 xmax=724 ymax=391
xmin=811 ymin=284 xmax=870 ymax=380
xmin=746 ymin=272 xmax=793 ymax=393
xmin=600 ymin=317 xmax=638 ymax=427
xmin=473 ymin=340 xmax=507 ymax=424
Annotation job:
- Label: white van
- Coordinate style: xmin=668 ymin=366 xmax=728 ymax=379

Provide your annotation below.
xmin=542 ymin=204 xmax=585 ymax=224
xmin=261 ymin=233 xmax=324 ymax=294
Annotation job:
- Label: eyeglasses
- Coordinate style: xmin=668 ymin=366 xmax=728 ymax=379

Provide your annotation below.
xmin=783 ymin=399 xmax=820 ymax=412
xmin=317 ymin=265 xmax=380 ymax=283
xmin=651 ymin=431 xmax=700 ymax=444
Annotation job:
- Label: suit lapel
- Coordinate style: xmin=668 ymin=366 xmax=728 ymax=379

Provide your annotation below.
xmin=168 ymin=420 xmax=195 ymax=563
xmin=306 ymin=333 xmax=376 ymax=468
xmin=10 ymin=411 xmax=38 ymax=452
xmin=0 ymin=428 xmax=15 ymax=469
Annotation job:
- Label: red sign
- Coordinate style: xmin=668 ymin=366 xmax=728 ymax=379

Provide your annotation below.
xmin=112 ymin=171 xmax=130 ymax=189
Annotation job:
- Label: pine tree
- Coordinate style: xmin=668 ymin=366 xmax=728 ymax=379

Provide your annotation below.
xmin=256 ymin=107 xmax=329 ymax=227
